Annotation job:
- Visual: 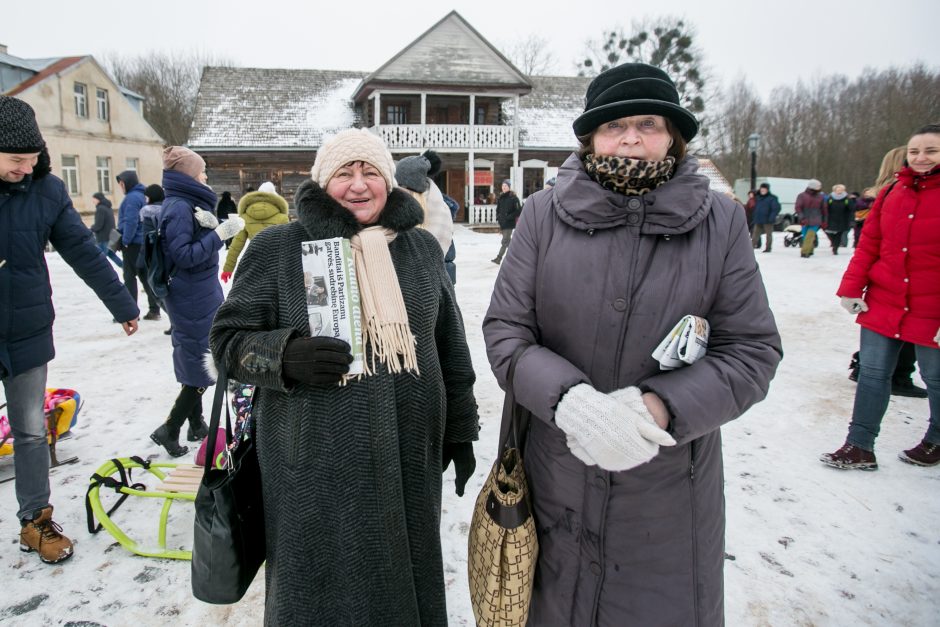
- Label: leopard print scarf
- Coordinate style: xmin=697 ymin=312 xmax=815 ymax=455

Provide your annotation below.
xmin=582 ymin=153 xmax=676 ymax=195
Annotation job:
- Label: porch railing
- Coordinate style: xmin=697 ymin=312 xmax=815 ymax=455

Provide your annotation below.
xmin=372 ymin=125 xmax=514 ymax=151
xmin=468 ymin=204 xmax=497 ymax=225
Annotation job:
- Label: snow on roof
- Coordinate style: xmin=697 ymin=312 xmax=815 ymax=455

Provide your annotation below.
xmin=514 ymin=75 xmax=591 ymax=150
xmin=695 ymin=158 xmax=734 ymax=193
xmin=188 ymin=67 xmax=366 ymax=149
xmin=0 ymin=51 xmax=61 ymax=73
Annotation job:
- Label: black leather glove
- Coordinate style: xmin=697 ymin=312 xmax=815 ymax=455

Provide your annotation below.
xmin=442 ymin=441 xmax=476 ymax=497
xmin=281 ymin=337 xmax=353 ymax=386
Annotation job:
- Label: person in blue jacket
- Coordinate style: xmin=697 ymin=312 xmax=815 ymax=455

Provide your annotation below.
xmin=750 ymin=182 xmax=781 ymax=252
xmin=116 ymin=169 xmax=161 ymax=321
xmin=0 ymin=96 xmax=139 ymax=564
xmin=148 ymin=146 xmax=243 ymax=457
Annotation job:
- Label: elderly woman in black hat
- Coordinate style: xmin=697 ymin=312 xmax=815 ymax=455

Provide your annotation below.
xmin=483 ymin=63 xmax=782 ymax=625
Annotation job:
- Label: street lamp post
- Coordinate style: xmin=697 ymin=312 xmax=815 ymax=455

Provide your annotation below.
xmin=748 ymin=133 xmax=761 ymax=192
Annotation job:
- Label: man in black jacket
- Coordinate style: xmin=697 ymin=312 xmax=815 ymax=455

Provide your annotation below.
xmin=491 ymin=179 xmax=521 ymax=264
xmin=0 ymin=96 xmax=139 ymax=564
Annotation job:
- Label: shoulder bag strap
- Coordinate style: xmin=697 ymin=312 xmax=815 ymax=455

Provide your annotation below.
xmin=497 ymin=345 xmax=533 ymax=455
xmin=202 ymin=366 xmax=232 ymax=476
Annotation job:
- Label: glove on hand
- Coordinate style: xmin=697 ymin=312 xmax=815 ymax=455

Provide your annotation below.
xmin=442 ymin=442 xmax=476 ymax=497
xmin=214 ymin=216 xmax=245 ymax=242
xmin=193 ymin=207 xmax=219 ymax=229
xmin=555 ymin=384 xmax=676 ymax=472
xmin=220 ymin=271 xmax=233 ymax=283
xmin=840 ymin=296 xmax=868 ymax=315
xmin=282 ymin=336 xmax=353 ymax=386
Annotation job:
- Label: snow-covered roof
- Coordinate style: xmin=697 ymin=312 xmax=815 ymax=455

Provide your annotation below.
xmin=0 ymin=51 xmax=61 ymax=73
xmin=353 ymin=11 xmax=529 ymax=100
xmin=188 ymin=67 xmax=366 ymax=150
xmin=696 ymin=158 xmax=733 ymax=193
xmin=514 ymin=75 xmax=591 ymax=150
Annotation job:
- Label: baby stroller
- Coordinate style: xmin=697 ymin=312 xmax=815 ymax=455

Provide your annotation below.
xmin=783 ymin=224 xmax=803 ymax=248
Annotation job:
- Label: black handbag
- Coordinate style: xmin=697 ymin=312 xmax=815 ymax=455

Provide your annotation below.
xmin=191 ymin=367 xmax=266 ymax=604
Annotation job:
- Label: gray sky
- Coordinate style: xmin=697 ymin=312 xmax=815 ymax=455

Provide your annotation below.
xmin=4 ymin=0 xmax=937 ymax=99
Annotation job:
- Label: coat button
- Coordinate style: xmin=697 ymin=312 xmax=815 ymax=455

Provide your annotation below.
xmin=627 ymin=213 xmax=640 ymax=225
xmin=909 ymin=214 xmax=914 ymax=219
xmin=590 ymin=562 xmax=602 ymax=575
xmin=613 ymin=298 xmax=627 ymax=311
xmin=902 ymin=247 xmax=908 ymax=252
xmin=904 ymin=278 xmax=909 ymax=283
xmin=595 ymin=475 xmax=606 ymax=487
xmin=904 ymin=307 xmax=910 ymax=311
xmin=895 ymin=334 xmax=901 ymax=338
xmin=627 ymin=198 xmax=641 ymax=210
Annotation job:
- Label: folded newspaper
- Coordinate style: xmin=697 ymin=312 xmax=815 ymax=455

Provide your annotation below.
xmin=651 ymin=315 xmax=710 ymax=371
xmin=300 ymin=238 xmax=364 ymax=375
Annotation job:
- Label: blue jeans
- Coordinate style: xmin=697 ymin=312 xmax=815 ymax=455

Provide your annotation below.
xmin=97 ymin=241 xmax=123 ymax=268
xmin=1 ymin=364 xmax=51 ymax=520
xmin=847 ymin=328 xmax=940 ymax=451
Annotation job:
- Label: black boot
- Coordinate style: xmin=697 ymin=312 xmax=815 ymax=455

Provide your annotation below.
xmin=848 ymin=352 xmax=859 ymax=382
xmin=186 ymin=389 xmax=209 ymax=441
xmin=150 ymin=424 xmax=189 ymax=457
xmin=891 ymin=378 xmax=928 ymax=398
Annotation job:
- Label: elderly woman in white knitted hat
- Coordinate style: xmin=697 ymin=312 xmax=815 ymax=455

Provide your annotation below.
xmin=210 ymin=128 xmax=479 ymax=626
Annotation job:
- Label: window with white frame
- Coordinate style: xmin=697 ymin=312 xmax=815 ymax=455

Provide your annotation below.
xmin=74 ymin=83 xmax=87 ymax=118
xmin=62 ymin=156 xmax=80 ymax=195
xmin=96 ymin=157 xmax=111 ymax=193
xmin=96 ymin=88 xmax=109 ymax=121
xmin=125 ymin=157 xmax=139 ymax=172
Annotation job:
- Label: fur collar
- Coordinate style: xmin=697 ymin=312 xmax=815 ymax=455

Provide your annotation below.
xmin=294 ymin=180 xmax=424 ymax=240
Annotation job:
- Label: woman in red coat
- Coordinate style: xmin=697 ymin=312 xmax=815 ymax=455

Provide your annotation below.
xmin=822 ymin=124 xmax=940 ymax=469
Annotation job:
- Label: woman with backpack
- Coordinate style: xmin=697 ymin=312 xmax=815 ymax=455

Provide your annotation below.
xmin=148 ymin=147 xmax=243 ymax=457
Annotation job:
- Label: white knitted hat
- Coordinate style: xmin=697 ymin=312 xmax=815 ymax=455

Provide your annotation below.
xmin=310 ymin=128 xmax=396 ymax=191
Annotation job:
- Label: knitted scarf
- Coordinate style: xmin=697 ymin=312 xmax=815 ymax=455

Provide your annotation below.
xmin=582 ymin=153 xmax=675 ymax=195
xmin=348 ymin=226 xmax=419 ymax=377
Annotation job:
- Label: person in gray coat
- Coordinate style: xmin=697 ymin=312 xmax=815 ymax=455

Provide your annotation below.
xmin=483 ymin=63 xmax=783 ymax=626
xmin=90 ymin=192 xmax=123 ymax=268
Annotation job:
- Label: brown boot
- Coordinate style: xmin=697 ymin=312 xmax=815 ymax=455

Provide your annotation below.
xmin=20 ymin=506 xmax=74 ymax=564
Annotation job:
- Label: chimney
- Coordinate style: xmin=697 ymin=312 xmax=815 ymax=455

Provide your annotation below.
xmin=0 ymin=44 xmax=8 ymax=55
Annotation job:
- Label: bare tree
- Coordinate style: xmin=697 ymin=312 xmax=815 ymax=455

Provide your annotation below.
xmin=104 ymin=50 xmax=233 ymax=146
xmin=503 ymin=34 xmax=558 ymax=76
xmin=576 ymin=17 xmax=707 ymax=116
xmin=707 ymin=77 xmax=761 ymax=181
xmin=707 ymin=65 xmax=940 ymax=193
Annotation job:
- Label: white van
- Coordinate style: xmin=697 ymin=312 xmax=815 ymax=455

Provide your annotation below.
xmin=734 ymin=177 xmax=811 ymax=230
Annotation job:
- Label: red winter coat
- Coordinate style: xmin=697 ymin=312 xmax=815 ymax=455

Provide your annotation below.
xmin=837 ymin=166 xmax=940 ymax=347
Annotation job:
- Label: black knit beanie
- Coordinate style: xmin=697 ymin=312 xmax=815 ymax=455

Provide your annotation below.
xmin=0 ymin=96 xmax=45 ymax=153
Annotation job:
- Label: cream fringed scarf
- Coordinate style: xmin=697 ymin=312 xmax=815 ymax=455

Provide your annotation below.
xmin=348 ymin=225 xmax=419 ymax=377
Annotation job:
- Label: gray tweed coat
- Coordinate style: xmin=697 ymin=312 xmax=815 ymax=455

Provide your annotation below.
xmin=210 ymin=182 xmax=479 ymax=626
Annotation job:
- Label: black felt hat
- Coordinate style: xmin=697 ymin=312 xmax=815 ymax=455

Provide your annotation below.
xmin=572 ymin=63 xmax=699 ymax=141
xmin=0 ymin=96 xmax=45 ymax=153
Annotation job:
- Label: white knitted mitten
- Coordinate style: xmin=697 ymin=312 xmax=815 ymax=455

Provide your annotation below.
xmin=214 ymin=216 xmax=245 ymax=242
xmin=555 ymin=383 xmax=676 ymax=472
xmin=193 ymin=207 xmax=219 ymax=229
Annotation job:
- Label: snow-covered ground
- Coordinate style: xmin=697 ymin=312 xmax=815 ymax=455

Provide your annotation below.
xmin=1 ymin=227 xmax=937 ymax=626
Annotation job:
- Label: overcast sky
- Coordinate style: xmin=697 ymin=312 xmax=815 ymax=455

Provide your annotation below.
xmin=4 ymin=0 xmax=937 ymax=99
